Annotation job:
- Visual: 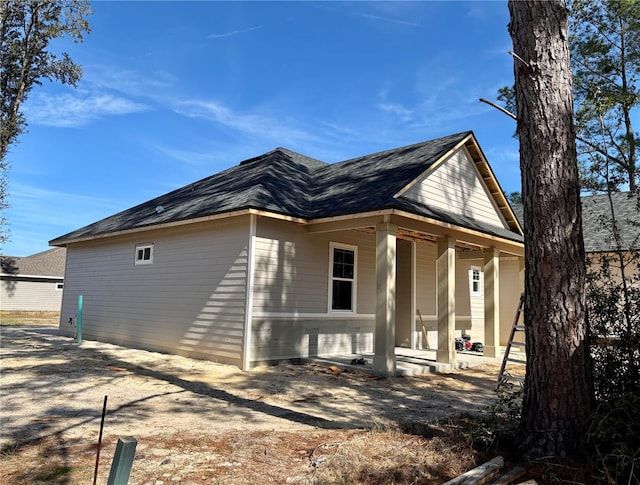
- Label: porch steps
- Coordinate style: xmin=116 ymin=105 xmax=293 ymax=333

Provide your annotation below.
xmin=497 ymin=293 xmax=526 ymax=390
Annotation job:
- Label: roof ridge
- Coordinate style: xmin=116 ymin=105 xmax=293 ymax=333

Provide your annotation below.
xmin=239 ymin=147 xmax=327 ymax=168
xmin=329 ymin=131 xmax=473 ymax=168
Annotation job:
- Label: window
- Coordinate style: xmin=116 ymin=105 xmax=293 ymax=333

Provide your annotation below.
xmin=135 ymin=243 xmax=154 ymax=265
xmin=329 ymin=243 xmax=357 ymax=312
xmin=55 ymin=283 xmax=64 ymax=291
xmin=470 ymin=266 xmax=482 ymax=296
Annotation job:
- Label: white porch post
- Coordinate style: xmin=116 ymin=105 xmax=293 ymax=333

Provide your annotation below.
xmin=373 ymin=222 xmax=397 ymax=375
xmin=242 ymin=213 xmax=257 ymax=371
xmin=436 ymin=237 xmax=456 ymax=364
xmin=483 ymin=247 xmax=500 ymax=358
xmin=410 ymin=241 xmax=417 ymax=349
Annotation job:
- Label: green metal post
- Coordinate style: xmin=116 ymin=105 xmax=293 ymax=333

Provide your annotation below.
xmin=77 ymin=295 xmax=83 ymax=344
xmin=107 ymin=436 xmax=137 ymax=485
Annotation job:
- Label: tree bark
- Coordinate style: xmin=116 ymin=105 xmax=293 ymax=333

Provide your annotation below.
xmin=508 ymin=0 xmax=593 ymax=457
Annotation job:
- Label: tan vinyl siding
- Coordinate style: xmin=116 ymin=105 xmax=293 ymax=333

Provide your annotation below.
xmin=253 ymin=219 xmax=376 ymax=315
xmin=499 ymin=258 xmax=523 ymax=345
xmin=414 ymin=246 xmax=485 ymax=347
xmin=404 ymin=148 xmax=507 ymax=228
xmin=253 ymin=222 xmax=327 ymax=314
xmin=395 ymin=240 xmax=413 ymax=347
xmin=251 ymin=317 xmax=374 ymax=362
xmin=59 ymin=217 xmax=250 ymax=367
xmin=250 ymin=219 xmax=377 ymax=363
xmin=1 ymin=277 xmax=63 ymax=311
xmin=415 ymin=243 xmax=437 ymax=347
xmin=454 ymin=259 xmax=484 ymax=340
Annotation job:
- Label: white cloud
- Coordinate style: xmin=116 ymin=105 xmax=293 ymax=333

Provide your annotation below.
xmin=27 ymin=92 xmax=149 ymax=128
xmin=359 ymin=13 xmax=420 ymax=27
xmin=84 ymin=64 xmax=176 ymax=96
xmin=206 ymin=25 xmax=263 ymax=40
xmin=174 ymin=99 xmax=320 ymax=146
xmin=378 ymin=103 xmax=414 ymax=122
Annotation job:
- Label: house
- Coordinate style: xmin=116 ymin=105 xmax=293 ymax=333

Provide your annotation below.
xmin=50 ymin=131 xmax=525 ymax=375
xmin=513 ymin=191 xmax=639 ymax=277
xmin=580 ymin=192 xmax=639 ymax=255
xmin=512 ymin=192 xmax=639 ymax=254
xmin=1 ymin=248 xmax=66 ymax=311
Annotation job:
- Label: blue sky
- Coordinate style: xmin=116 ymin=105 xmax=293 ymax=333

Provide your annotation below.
xmin=3 ymin=1 xmax=521 ymax=257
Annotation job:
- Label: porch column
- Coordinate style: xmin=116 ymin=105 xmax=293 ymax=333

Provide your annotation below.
xmin=483 ymin=247 xmax=500 ymax=358
xmin=373 ymin=222 xmax=397 ymax=375
xmin=436 ymin=237 xmax=456 ymax=364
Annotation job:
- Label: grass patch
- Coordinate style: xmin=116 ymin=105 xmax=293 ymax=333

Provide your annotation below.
xmin=0 ymin=311 xmax=60 ymax=326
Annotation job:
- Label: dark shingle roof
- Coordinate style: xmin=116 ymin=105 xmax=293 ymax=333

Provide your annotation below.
xmin=310 ymin=132 xmax=469 ymax=217
xmin=1 ymin=248 xmax=66 ymax=277
xmin=512 ymin=192 xmax=639 ymax=252
xmin=581 ymin=192 xmax=639 ymax=252
xmin=51 ymin=132 xmax=523 ymax=245
xmin=50 ymin=148 xmax=326 ymax=243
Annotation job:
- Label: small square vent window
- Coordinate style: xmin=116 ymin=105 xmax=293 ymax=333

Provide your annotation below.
xmin=135 ymin=244 xmax=154 ymax=265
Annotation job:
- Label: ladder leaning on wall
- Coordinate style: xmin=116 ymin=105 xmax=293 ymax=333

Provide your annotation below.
xmin=496 ymin=293 xmax=526 ymax=390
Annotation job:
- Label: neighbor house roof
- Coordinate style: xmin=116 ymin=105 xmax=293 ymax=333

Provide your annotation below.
xmin=581 ymin=192 xmax=639 ymax=252
xmin=50 ymin=131 xmax=523 ymax=246
xmin=512 ymin=192 xmax=639 ymax=253
xmin=0 ymin=248 xmax=66 ymax=278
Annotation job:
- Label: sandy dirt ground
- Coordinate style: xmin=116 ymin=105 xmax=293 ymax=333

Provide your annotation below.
xmin=0 ymin=323 xmax=520 ymax=484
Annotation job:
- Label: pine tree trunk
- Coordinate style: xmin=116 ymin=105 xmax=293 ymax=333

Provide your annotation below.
xmin=508 ymin=0 xmax=592 ymax=457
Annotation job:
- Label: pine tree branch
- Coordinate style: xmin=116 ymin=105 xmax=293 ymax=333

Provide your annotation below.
xmin=478 ymin=98 xmax=516 ymax=120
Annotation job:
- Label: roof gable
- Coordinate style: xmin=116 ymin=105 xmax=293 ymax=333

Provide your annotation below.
xmin=309 ymin=131 xmax=474 ymax=217
xmin=400 ymin=145 xmax=509 ymax=230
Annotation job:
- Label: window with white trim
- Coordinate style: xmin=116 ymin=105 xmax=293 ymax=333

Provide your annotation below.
xmin=135 ymin=243 xmax=154 ymax=265
xmin=55 ymin=283 xmax=64 ymax=291
xmin=329 ymin=243 xmax=357 ymax=312
xmin=470 ymin=266 xmax=482 ymax=296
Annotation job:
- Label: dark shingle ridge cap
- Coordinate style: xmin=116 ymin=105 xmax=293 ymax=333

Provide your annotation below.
xmin=325 ymin=130 xmax=472 ymax=170
xmin=239 ymin=147 xmax=328 ymax=168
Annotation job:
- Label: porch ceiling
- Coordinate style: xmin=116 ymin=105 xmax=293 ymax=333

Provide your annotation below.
xmin=355 ymin=226 xmax=483 ymax=251
xmin=306 ymin=210 xmax=524 ymax=256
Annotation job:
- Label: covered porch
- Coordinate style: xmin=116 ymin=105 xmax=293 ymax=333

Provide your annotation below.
xmin=308 ymin=211 xmax=525 ymax=376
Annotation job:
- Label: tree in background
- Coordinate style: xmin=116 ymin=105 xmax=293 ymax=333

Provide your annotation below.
xmin=571 ymin=0 xmax=640 ymax=193
xmin=508 ymin=0 xmax=592 ymax=457
xmin=498 ymin=0 xmax=639 ymax=194
xmin=0 ymin=0 xmax=91 ymax=245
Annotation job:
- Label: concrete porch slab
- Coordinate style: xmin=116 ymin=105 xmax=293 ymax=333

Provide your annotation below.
xmin=311 ymin=347 xmax=502 ymax=377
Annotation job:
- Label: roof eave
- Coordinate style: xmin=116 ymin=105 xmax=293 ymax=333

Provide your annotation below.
xmin=50 ymin=208 xmax=308 ymax=247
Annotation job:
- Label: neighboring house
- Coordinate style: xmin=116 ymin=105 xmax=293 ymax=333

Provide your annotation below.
xmin=1 ymin=248 xmax=66 ymax=311
xmin=580 ymin=192 xmax=639 ymax=256
xmin=513 ymin=191 xmax=639 ymax=271
xmin=512 ymin=192 xmax=639 ymax=255
xmin=50 ymin=131 xmax=525 ymax=374
xmin=512 ymin=192 xmax=639 ymax=341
